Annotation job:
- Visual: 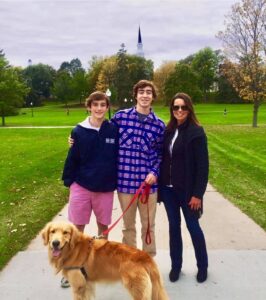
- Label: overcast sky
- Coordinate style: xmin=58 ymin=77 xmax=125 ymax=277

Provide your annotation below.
xmin=0 ymin=0 xmax=237 ymax=70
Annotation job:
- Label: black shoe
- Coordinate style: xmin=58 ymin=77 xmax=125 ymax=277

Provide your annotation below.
xmin=197 ymin=269 xmax=208 ymax=283
xmin=169 ymin=269 xmax=181 ymax=282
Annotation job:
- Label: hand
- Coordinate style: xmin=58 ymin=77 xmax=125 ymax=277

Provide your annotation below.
xmin=145 ymin=173 xmax=157 ymax=185
xmin=188 ymin=196 xmax=202 ymax=210
xmin=68 ymin=135 xmax=74 ymax=147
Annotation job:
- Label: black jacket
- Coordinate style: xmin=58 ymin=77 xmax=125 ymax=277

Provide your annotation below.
xmin=159 ymin=121 xmax=209 ymax=209
xmin=62 ymin=120 xmax=118 ymax=192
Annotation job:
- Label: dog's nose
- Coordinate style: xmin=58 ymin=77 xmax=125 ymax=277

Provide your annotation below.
xmin=52 ymin=240 xmax=60 ymax=248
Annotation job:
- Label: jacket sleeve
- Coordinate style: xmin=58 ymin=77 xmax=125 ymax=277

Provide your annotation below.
xmin=191 ymin=133 xmax=209 ymax=199
xmin=150 ymin=124 xmax=165 ymax=178
xmin=62 ymin=129 xmax=80 ymax=187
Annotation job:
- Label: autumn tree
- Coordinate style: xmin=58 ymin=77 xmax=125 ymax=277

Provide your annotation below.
xmin=218 ymin=0 xmax=266 ymax=127
xmin=87 ymin=56 xmax=105 ymax=94
xmin=96 ymin=56 xmax=117 ymax=103
xmin=153 ymin=61 xmax=176 ymax=104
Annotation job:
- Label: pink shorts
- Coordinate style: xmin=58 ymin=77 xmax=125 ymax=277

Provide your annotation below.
xmin=68 ymin=182 xmax=114 ymax=226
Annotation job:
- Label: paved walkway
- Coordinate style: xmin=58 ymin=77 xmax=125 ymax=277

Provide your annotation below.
xmin=0 ymin=184 xmax=266 ymax=300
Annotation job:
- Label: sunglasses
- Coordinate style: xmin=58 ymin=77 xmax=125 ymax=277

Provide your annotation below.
xmin=172 ymin=105 xmax=189 ymax=111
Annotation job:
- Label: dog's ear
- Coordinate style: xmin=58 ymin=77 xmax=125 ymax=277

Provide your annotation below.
xmin=70 ymin=224 xmax=81 ymax=249
xmin=41 ymin=222 xmax=51 ymax=246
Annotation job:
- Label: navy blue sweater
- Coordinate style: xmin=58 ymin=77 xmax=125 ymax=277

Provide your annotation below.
xmin=62 ymin=120 xmax=118 ymax=192
xmin=159 ymin=121 xmax=209 ymax=213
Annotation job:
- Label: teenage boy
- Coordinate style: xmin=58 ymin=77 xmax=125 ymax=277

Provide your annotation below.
xmin=61 ymin=91 xmax=118 ymax=287
xmin=111 ymin=80 xmax=165 ymax=257
xmin=68 ymin=81 xmax=165 ymax=257
xmin=62 ymin=91 xmax=118 ymax=235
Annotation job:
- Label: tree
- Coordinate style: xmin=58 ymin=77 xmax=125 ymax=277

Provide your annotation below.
xmin=72 ymin=69 xmax=89 ymax=104
xmin=59 ymin=58 xmax=84 ymax=76
xmin=217 ymin=0 xmax=266 ymax=127
xmin=191 ymin=47 xmax=219 ymax=102
xmin=216 ymin=71 xmax=243 ymax=103
xmin=87 ymin=56 xmax=105 ymax=94
xmin=96 ymin=56 xmax=116 ymax=91
xmin=153 ymin=61 xmax=176 ymax=104
xmin=0 ymin=54 xmax=28 ymax=126
xmin=22 ymin=64 xmax=56 ymax=106
xmin=52 ymin=70 xmax=73 ymax=115
xmin=114 ymin=43 xmax=131 ymax=108
xmin=127 ymin=55 xmax=154 ymax=84
xmin=164 ymin=63 xmax=202 ymax=104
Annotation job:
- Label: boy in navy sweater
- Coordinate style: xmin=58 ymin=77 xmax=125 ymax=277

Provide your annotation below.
xmin=62 ymin=92 xmax=118 ymax=235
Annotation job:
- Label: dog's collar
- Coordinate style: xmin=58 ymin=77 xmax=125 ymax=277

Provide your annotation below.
xmin=63 ymin=266 xmax=88 ymax=279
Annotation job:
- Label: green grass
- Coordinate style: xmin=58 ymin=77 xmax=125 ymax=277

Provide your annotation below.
xmin=206 ymin=126 xmax=266 ymax=229
xmin=154 ymin=103 xmax=266 ymax=125
xmin=4 ymin=103 xmax=266 ymax=126
xmin=0 ymin=103 xmax=265 ymax=270
xmin=0 ymin=129 xmax=71 ymax=270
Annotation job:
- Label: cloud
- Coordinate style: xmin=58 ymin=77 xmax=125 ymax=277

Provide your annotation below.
xmin=0 ymin=0 xmax=236 ymax=69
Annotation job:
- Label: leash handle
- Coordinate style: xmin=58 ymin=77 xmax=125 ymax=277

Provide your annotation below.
xmin=142 ymin=184 xmax=152 ymax=244
xmin=102 ymin=182 xmax=150 ymax=237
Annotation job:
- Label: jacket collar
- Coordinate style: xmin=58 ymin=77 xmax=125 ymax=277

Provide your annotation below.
xmin=132 ymin=106 xmax=158 ymax=122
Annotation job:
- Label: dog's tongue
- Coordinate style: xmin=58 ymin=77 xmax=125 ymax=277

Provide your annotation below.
xmin=52 ymin=249 xmax=61 ymax=257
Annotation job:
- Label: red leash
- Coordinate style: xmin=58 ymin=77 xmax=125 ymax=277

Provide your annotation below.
xmin=102 ymin=182 xmax=152 ymax=244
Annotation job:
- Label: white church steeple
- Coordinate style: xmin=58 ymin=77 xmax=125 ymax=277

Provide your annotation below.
xmin=137 ymin=26 xmax=144 ymax=57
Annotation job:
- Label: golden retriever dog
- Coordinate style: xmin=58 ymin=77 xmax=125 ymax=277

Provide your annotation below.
xmin=42 ymin=221 xmax=168 ymax=300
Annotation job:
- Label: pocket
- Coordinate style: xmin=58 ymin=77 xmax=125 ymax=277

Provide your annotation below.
xmin=120 ymin=128 xmax=134 ymax=147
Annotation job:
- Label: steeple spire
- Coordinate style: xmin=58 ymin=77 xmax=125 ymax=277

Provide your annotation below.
xmin=137 ymin=25 xmax=144 ymax=57
xmin=138 ymin=26 xmax=142 ymax=44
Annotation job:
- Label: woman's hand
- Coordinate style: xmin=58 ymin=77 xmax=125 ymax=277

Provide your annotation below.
xmin=68 ymin=135 xmax=74 ymax=147
xmin=188 ymin=196 xmax=201 ymax=210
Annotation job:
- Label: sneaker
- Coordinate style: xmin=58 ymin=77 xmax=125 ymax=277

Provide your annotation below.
xmin=61 ymin=277 xmax=70 ymax=288
xmin=169 ymin=269 xmax=181 ymax=282
xmin=196 ymin=269 xmax=208 ymax=283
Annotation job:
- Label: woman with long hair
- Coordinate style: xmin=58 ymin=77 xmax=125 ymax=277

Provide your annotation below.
xmin=159 ymin=92 xmax=209 ymax=283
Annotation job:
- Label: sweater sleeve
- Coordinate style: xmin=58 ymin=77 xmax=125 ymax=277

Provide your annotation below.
xmin=191 ymin=134 xmax=209 ymax=199
xmin=62 ymin=129 xmax=80 ymax=187
xmin=149 ymin=123 xmax=165 ymax=178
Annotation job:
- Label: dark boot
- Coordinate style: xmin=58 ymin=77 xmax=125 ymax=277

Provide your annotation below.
xmin=196 ymin=269 xmax=208 ymax=283
xmin=169 ymin=269 xmax=181 ymax=282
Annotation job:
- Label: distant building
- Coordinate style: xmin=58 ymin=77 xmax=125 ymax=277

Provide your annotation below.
xmin=28 ymin=59 xmax=32 ymax=66
xmin=136 ymin=26 xmax=144 ymax=57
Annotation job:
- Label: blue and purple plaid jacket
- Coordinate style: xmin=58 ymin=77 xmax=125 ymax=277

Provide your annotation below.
xmin=111 ymin=107 xmax=165 ymax=194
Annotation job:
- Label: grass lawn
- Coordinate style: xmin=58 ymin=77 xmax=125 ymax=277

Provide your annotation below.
xmin=4 ymin=103 xmax=266 ymax=126
xmin=206 ymin=126 xmax=266 ymax=230
xmin=0 ymin=103 xmax=265 ymax=270
xmin=0 ymin=128 xmax=71 ymax=270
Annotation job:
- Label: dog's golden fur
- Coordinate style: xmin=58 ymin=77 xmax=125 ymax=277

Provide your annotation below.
xmin=42 ymin=221 xmax=168 ymax=300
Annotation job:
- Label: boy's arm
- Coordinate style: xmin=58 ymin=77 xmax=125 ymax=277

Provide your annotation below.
xmin=146 ymin=124 xmax=165 ymax=183
xmin=62 ymin=130 xmax=80 ymax=187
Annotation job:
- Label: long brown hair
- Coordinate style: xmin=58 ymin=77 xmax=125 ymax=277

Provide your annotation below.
xmin=166 ymin=92 xmax=200 ymax=131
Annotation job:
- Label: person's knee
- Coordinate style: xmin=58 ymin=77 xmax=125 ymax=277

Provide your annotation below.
xmin=186 ymin=221 xmax=201 ymax=236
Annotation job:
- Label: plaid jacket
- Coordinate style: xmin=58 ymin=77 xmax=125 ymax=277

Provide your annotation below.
xmin=111 ymin=107 xmax=165 ymax=194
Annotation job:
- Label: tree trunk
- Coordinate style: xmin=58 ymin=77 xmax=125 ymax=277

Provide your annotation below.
xmin=65 ymin=103 xmax=69 ymax=115
xmin=1 ymin=115 xmax=5 ymax=126
xmin=252 ymin=100 xmax=259 ymax=128
xmin=1 ymin=106 xmax=5 ymax=126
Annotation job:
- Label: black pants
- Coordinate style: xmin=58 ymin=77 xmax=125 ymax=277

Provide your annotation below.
xmin=161 ymin=186 xmax=208 ymax=271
